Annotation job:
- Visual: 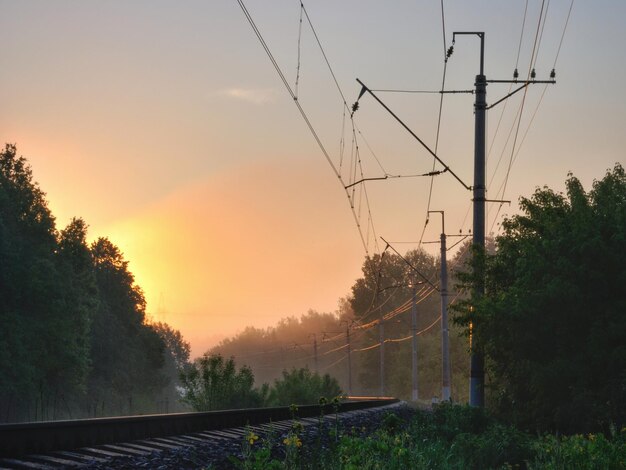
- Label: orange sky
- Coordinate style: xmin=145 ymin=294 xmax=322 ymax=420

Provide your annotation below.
xmin=2 ymin=1 xmax=624 ymax=357
xmin=98 ymin=160 xmax=364 ymax=355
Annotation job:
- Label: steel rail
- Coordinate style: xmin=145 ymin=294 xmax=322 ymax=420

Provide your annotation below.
xmin=0 ymin=398 xmax=398 ymax=458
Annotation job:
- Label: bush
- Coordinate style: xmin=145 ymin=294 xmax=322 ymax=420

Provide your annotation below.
xmin=529 ymin=429 xmax=626 ymax=470
xmin=268 ymin=367 xmax=342 ymax=406
xmin=179 ymin=354 xmax=267 ymax=411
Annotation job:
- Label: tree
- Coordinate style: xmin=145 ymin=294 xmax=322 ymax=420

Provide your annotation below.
xmin=349 ymin=249 xmax=466 ymax=400
xmin=0 ymin=144 xmax=187 ymax=421
xmin=0 ymin=144 xmax=92 ymax=420
xmin=87 ymin=237 xmax=167 ymax=416
xmin=455 ymin=164 xmax=626 ymax=433
xmin=152 ymin=321 xmax=191 ymax=370
xmin=209 ymin=311 xmax=349 ymax=389
xmin=268 ymin=367 xmax=342 ymax=406
xmin=150 ymin=321 xmax=191 ymax=412
xmin=179 ymin=354 xmax=267 ymax=411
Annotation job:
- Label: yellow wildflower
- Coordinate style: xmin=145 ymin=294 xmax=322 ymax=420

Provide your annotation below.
xmin=247 ymin=431 xmax=259 ymax=445
xmin=283 ymin=435 xmax=302 ymax=448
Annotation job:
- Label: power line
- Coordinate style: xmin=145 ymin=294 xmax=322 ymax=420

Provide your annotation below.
xmin=497 ymin=0 xmax=547 ymax=214
xmin=420 ymin=0 xmax=451 ymax=248
xmin=515 ymin=0 xmax=529 ymax=70
xmin=235 ymin=0 xmax=339 ymax=178
xmin=321 ymin=342 xmax=349 ymax=356
xmin=553 ymin=0 xmax=575 ymax=68
xmin=236 ymin=0 xmax=380 ymax=255
xmin=301 ymin=2 xmax=349 ymax=109
xmin=294 ymin=1 xmax=304 ymax=99
xmin=320 ymin=353 xmax=348 ymax=371
xmin=352 ymin=315 xmax=442 ymax=352
xmin=490 ymin=0 xmax=573 ymax=233
xmin=533 ymin=0 xmax=551 ymax=67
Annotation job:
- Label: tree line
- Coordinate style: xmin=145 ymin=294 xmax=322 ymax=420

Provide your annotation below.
xmin=210 ymin=249 xmax=473 ymax=403
xmin=3 ymin=141 xmax=622 ymax=434
xmin=454 ymin=164 xmax=626 ymax=433
xmin=0 ymin=144 xmax=190 ymax=422
xmin=211 ymin=163 xmax=626 ymax=434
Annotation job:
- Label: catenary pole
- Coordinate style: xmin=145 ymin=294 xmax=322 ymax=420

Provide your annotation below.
xmin=453 ymin=31 xmax=486 ymax=407
xmin=440 ymin=226 xmax=451 ymax=401
xmin=471 ymin=34 xmax=487 ymax=408
xmin=354 ymin=30 xmax=554 ymax=408
xmin=379 ymin=311 xmax=385 ymax=397
xmin=411 ymin=286 xmax=418 ymax=401
xmin=346 ymin=324 xmax=352 ymax=395
xmin=429 ymin=210 xmax=452 ymax=401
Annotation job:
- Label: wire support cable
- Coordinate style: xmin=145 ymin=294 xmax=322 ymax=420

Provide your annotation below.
xmin=352 ymin=314 xmax=442 ymax=353
xmin=369 ymin=89 xmax=473 ymax=94
xmin=381 ymin=237 xmax=440 ymax=292
xmin=354 ymin=79 xmax=470 ymax=191
xmin=352 ymin=342 xmax=381 ymax=353
xmin=321 ymin=342 xmax=349 ymax=356
xmin=236 ymin=0 xmax=378 ymax=255
xmin=320 ymin=353 xmax=348 ymax=371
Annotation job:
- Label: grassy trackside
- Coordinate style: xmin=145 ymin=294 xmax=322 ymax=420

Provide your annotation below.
xmin=229 ymin=402 xmax=625 ymax=470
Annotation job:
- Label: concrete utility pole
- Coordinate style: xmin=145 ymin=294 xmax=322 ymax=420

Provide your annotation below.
xmin=379 ymin=311 xmax=385 ymax=396
xmin=454 ymin=31 xmax=488 ymax=409
xmin=312 ymin=335 xmax=319 ymax=373
xmin=346 ymin=324 xmax=352 ymax=396
xmin=353 ymin=30 xmax=555 ymax=408
xmin=411 ymin=285 xmax=418 ymax=401
xmin=452 ymin=31 xmax=555 ymax=407
xmin=429 ymin=210 xmax=451 ymax=401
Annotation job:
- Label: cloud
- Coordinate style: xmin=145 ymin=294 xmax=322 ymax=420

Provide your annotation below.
xmin=219 ymin=87 xmax=276 ymax=105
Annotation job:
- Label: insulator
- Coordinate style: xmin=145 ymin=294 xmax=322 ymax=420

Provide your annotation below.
xmin=550 ymin=68 xmax=556 ymax=79
xmin=531 ymin=68 xmax=536 ymax=79
xmin=513 ymin=68 xmax=519 ymax=79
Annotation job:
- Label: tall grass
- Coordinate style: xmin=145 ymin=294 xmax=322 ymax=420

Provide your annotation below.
xmin=231 ymin=403 xmax=625 ymax=469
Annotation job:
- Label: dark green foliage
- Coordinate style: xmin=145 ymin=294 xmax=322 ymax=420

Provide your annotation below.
xmin=0 ymin=144 xmax=91 ymax=420
xmin=336 ymin=405 xmax=533 ymax=470
xmin=268 ymin=367 xmax=342 ymax=406
xmin=455 ymin=164 xmax=626 ymax=433
xmin=349 ymin=248 xmax=470 ymax=401
xmin=151 ymin=321 xmax=192 ymax=412
xmin=237 ymin=404 xmax=560 ymax=469
xmin=84 ymin=237 xmax=171 ymax=416
xmin=0 ymin=144 xmax=184 ymax=421
xmin=152 ymin=321 xmax=191 ymax=370
xmin=179 ymin=354 xmax=268 ymax=411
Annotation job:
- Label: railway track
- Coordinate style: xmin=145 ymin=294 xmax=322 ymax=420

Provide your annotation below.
xmin=0 ymin=398 xmax=400 ymax=469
